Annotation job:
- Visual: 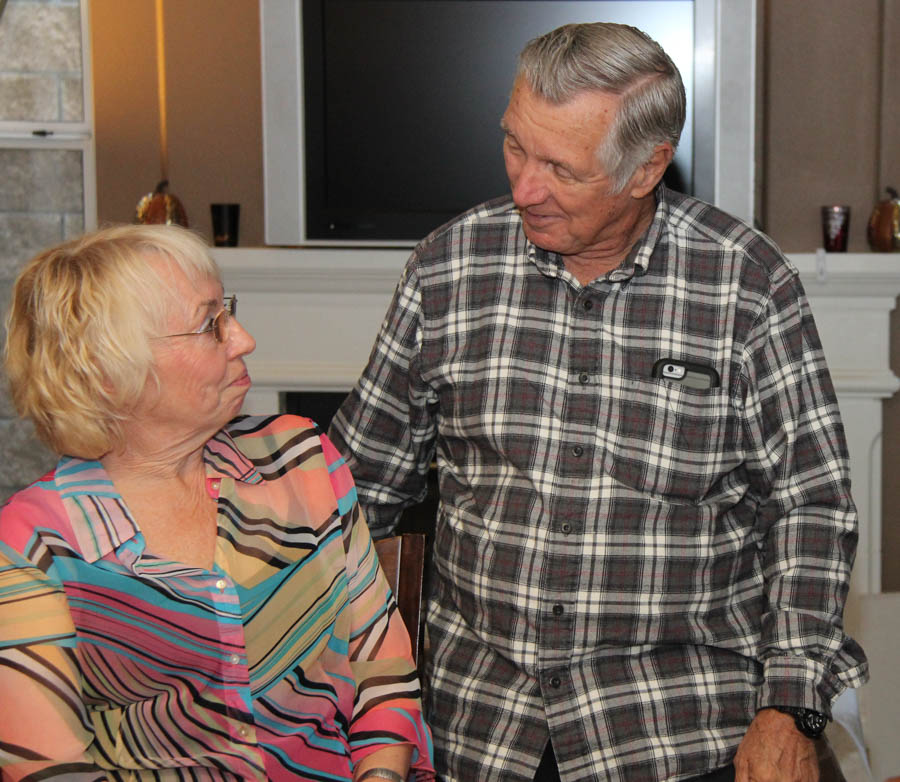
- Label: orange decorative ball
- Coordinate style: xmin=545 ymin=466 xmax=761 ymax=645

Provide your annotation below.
xmin=135 ymin=180 xmax=189 ymax=227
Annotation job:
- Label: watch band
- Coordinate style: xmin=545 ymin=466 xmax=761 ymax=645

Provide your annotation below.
xmin=769 ymin=705 xmax=828 ymax=739
xmin=357 ymin=768 xmax=406 ymax=782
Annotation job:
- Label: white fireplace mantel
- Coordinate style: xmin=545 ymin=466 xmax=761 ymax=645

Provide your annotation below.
xmin=215 ymin=247 xmax=900 ymax=594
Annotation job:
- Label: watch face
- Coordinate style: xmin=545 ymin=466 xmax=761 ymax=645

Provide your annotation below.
xmin=802 ymin=709 xmax=828 ymax=736
xmin=791 ymin=708 xmax=827 ymax=738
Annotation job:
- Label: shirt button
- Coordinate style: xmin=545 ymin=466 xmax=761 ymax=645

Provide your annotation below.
xmin=582 ymin=299 xmax=593 ymax=311
xmin=578 ymin=372 xmax=590 ymax=384
xmin=216 ymin=578 xmax=227 ymax=591
xmin=211 ymin=480 xmax=221 ymax=491
xmin=572 ymin=445 xmax=584 ymax=457
xmin=561 ymin=522 xmax=572 ymax=534
xmin=550 ymin=676 xmax=562 ymax=688
xmin=552 ymin=604 xmax=564 ymax=616
xmin=238 ymin=725 xmax=250 ymax=738
xmin=229 ymin=654 xmax=240 ymax=665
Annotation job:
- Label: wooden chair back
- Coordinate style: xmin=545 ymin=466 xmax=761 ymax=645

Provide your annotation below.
xmin=374 ymin=533 xmax=426 ymax=663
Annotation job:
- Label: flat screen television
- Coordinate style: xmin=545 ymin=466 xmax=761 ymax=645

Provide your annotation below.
xmin=261 ymin=0 xmax=756 ymax=246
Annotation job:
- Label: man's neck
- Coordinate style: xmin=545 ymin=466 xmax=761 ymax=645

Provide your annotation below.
xmin=561 ymin=195 xmax=656 ymax=285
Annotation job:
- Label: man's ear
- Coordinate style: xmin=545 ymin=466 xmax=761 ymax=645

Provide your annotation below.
xmin=629 ymin=142 xmax=675 ymax=198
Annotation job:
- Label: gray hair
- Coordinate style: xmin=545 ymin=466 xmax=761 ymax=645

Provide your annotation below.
xmin=516 ymin=22 xmax=686 ymax=192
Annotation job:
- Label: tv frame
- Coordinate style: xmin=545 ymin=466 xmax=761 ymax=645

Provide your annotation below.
xmin=260 ymin=0 xmax=757 ymax=247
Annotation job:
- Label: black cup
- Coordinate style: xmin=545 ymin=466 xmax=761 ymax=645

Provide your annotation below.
xmin=211 ymin=203 xmax=240 ymax=247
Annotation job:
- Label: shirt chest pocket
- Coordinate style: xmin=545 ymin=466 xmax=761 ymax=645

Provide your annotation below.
xmin=599 ymin=377 xmax=739 ymax=503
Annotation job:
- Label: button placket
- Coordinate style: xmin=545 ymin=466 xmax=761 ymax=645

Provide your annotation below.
xmin=209 ymin=572 xmax=255 ymax=745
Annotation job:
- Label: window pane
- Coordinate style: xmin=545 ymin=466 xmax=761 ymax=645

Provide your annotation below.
xmin=0 ymin=0 xmax=84 ymax=123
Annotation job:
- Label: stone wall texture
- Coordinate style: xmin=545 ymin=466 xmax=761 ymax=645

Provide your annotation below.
xmin=0 ymin=0 xmax=85 ymax=501
xmin=0 ymin=0 xmax=83 ymax=123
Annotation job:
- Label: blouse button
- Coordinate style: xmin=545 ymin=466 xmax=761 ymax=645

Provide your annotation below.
xmin=229 ymin=654 xmax=240 ymax=665
xmin=216 ymin=578 xmax=227 ymax=591
xmin=238 ymin=725 xmax=250 ymax=738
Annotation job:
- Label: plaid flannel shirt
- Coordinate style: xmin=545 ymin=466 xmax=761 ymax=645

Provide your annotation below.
xmin=329 ymin=185 xmax=868 ymax=781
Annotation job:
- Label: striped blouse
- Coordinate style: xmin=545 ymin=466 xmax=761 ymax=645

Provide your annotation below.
xmin=0 ymin=415 xmax=434 ymax=781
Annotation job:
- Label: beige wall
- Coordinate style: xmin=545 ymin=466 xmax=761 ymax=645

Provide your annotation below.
xmin=91 ymin=0 xmax=900 ymax=588
xmin=762 ymin=0 xmax=887 ymax=252
xmin=91 ymin=0 xmax=263 ymax=245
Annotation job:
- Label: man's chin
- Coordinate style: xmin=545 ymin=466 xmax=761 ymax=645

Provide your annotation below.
xmin=521 ymin=223 xmax=569 ymax=255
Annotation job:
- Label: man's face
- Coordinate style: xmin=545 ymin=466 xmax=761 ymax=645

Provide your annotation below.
xmin=501 ymin=80 xmax=643 ymax=259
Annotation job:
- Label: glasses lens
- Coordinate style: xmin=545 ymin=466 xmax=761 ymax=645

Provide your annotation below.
xmin=213 ymin=297 xmax=236 ymax=343
xmin=212 ymin=309 xmax=225 ymax=342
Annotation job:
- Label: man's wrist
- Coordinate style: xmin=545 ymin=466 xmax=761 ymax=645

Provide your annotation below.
xmin=357 ymin=768 xmax=406 ymax=782
xmin=764 ymin=705 xmax=828 ymax=739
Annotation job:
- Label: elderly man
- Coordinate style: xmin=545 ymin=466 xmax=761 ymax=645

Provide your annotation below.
xmin=330 ymin=22 xmax=866 ymax=782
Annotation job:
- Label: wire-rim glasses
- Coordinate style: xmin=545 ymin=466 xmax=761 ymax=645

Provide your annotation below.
xmin=158 ymin=295 xmax=237 ymax=344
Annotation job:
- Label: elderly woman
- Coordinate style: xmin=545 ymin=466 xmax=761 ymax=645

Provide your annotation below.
xmin=0 ymin=225 xmax=434 ymax=782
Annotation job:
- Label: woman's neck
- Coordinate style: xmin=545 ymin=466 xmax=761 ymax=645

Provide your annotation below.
xmin=101 ymin=437 xmax=219 ymax=570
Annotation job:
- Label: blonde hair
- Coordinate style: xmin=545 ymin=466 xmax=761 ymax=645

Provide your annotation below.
xmin=4 ymin=224 xmax=220 ymax=459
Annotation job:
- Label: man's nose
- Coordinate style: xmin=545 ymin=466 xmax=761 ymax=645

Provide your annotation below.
xmin=510 ymin=159 xmax=549 ymax=206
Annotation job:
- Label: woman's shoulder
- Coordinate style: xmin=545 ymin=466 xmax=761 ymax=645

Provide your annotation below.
xmin=225 ymin=413 xmax=321 ymax=441
xmin=0 ymin=466 xmax=69 ymax=555
xmin=223 ymin=414 xmax=345 ymax=474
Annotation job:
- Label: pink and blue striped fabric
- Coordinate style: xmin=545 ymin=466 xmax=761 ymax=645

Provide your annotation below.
xmin=0 ymin=415 xmax=434 ymax=781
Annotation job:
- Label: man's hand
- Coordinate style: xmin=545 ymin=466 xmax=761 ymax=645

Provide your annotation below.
xmin=733 ymin=708 xmax=819 ymax=782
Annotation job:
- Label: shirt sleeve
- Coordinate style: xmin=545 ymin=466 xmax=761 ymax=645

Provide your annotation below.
xmin=328 ymin=259 xmax=438 ymax=539
xmin=0 ymin=538 xmax=105 ymax=781
xmin=738 ymin=272 xmax=868 ymax=714
xmin=321 ymin=435 xmax=435 ymax=780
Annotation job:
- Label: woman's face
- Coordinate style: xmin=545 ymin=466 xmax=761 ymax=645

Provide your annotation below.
xmin=133 ymin=258 xmax=256 ymax=447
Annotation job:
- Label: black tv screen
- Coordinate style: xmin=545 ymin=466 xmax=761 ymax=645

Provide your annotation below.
xmin=298 ymin=0 xmax=696 ymax=242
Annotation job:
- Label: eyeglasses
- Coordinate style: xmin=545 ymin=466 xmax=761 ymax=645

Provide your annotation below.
xmin=159 ymin=295 xmax=237 ymax=344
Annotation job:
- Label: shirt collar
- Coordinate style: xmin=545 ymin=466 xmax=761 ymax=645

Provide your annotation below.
xmin=56 ymin=456 xmax=140 ymax=564
xmin=58 ymin=427 xmax=262 ymax=564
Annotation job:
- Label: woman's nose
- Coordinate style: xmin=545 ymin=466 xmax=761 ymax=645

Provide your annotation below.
xmin=227 ymin=317 xmax=256 ymax=357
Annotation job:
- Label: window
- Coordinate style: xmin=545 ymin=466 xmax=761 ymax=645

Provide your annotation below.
xmin=0 ymin=0 xmax=97 ymax=267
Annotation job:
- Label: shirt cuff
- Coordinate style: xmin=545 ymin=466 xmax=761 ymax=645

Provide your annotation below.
xmin=756 ymin=654 xmax=831 ymax=714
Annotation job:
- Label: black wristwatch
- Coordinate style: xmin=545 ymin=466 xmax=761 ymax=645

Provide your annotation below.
xmin=769 ymin=706 xmax=828 ymax=739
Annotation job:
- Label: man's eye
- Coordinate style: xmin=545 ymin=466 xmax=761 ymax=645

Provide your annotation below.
xmin=504 ymin=136 xmax=522 ymax=154
xmin=197 ymin=316 xmax=216 ymax=333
